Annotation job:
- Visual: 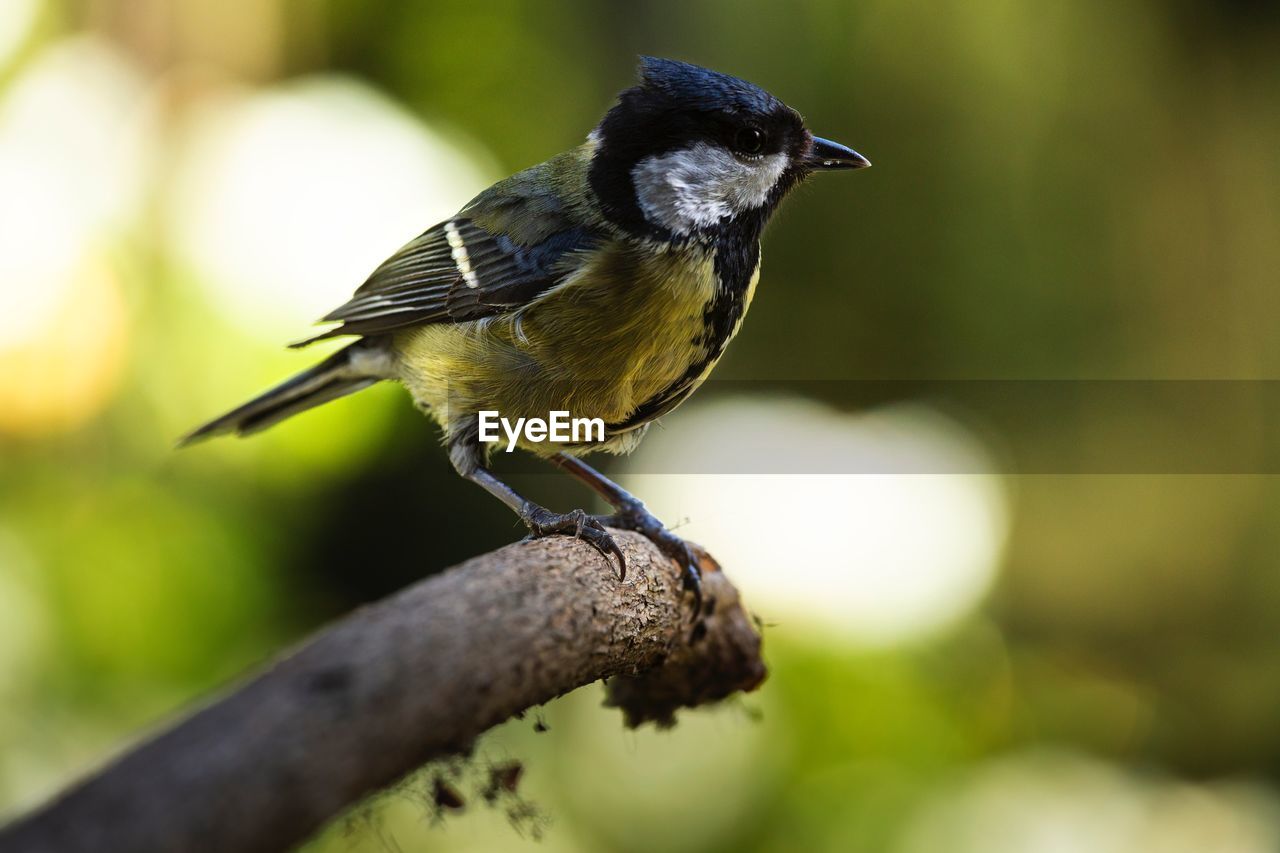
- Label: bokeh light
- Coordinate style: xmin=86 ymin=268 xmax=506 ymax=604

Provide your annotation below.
xmin=0 ymin=0 xmax=39 ymax=70
xmin=168 ymin=76 xmax=494 ymax=339
xmin=0 ymin=37 xmax=148 ymax=349
xmin=898 ymin=751 xmax=1280 ymax=853
xmin=0 ymin=256 xmax=128 ymax=433
xmin=625 ymin=398 xmax=1008 ymax=647
xmin=0 ymin=37 xmax=149 ymax=433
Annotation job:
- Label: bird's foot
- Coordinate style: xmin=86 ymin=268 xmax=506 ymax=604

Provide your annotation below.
xmin=593 ymin=500 xmax=703 ymax=616
xmin=522 ymin=506 xmax=626 ymax=579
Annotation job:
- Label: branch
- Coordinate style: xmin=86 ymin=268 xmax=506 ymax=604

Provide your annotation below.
xmin=0 ymin=531 xmax=765 ymax=853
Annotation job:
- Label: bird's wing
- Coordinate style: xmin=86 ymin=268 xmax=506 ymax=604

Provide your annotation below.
xmin=294 ymin=164 xmax=601 ymax=346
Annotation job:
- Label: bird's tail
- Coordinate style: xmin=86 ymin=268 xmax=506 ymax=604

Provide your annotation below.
xmin=178 ymin=340 xmax=393 ymax=446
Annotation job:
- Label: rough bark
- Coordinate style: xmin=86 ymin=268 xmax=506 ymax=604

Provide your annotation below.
xmin=0 ymin=531 xmax=764 ymax=853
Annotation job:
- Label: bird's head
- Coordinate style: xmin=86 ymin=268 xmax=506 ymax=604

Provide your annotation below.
xmin=588 ymin=57 xmax=868 ymax=241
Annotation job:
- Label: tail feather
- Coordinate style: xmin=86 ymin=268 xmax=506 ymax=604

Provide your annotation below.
xmin=178 ymin=342 xmax=389 ymax=446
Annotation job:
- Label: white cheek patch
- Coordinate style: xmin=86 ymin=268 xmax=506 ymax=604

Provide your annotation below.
xmin=632 ymin=143 xmax=788 ymax=235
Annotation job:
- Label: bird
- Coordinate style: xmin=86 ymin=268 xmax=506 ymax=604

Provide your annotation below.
xmin=181 ymin=57 xmax=869 ymax=610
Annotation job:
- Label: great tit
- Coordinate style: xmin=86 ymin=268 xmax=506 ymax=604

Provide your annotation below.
xmin=182 ymin=57 xmax=869 ymax=607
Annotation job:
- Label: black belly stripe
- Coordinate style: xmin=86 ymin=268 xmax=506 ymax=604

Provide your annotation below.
xmin=606 ymin=233 xmax=761 ymax=434
xmin=699 ymin=225 xmax=759 ymax=349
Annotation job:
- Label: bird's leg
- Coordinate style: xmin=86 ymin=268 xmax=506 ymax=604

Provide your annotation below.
xmin=447 ymin=428 xmax=624 ymax=576
xmin=549 ymin=453 xmax=703 ymax=611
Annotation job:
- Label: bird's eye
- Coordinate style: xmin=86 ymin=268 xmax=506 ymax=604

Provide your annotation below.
xmin=734 ymin=127 xmax=766 ymax=155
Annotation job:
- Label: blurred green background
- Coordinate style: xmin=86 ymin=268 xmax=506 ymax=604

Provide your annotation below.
xmin=2 ymin=1 xmax=1280 ymax=851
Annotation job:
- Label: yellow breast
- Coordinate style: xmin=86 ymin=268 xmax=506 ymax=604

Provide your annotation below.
xmin=393 ymin=240 xmax=752 ymax=453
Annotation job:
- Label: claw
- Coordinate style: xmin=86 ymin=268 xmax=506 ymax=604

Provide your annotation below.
xmin=578 ymin=514 xmax=626 ymax=580
xmin=593 ymin=524 xmax=628 ymax=581
xmin=592 ymin=504 xmax=703 ymax=619
xmin=523 ymin=506 xmax=626 ymax=580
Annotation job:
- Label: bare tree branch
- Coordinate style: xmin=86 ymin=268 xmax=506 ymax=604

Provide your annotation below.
xmin=0 ymin=531 xmax=765 ymax=853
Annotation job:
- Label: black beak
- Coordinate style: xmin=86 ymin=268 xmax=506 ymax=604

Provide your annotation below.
xmin=806 ymin=136 xmax=871 ymax=171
